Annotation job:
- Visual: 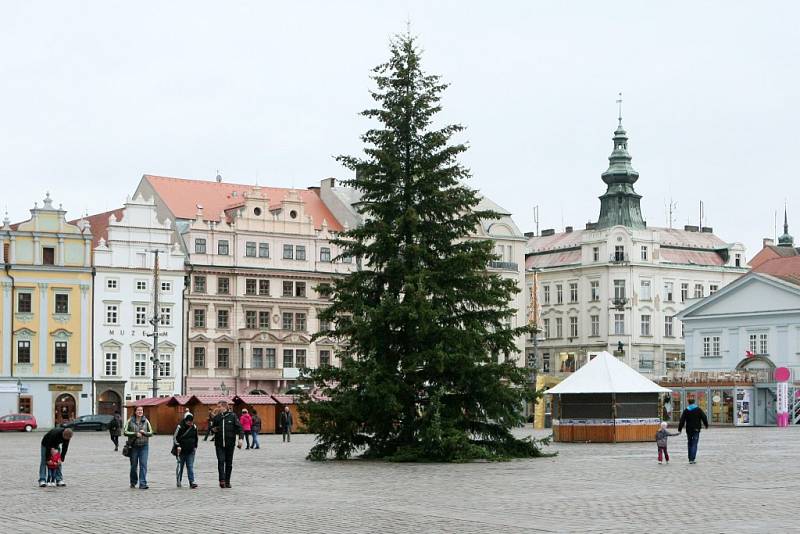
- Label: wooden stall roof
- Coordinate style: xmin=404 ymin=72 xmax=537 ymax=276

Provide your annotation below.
xmin=236 ymin=394 xmax=277 ymax=405
xmin=129 ymin=397 xmax=172 ymax=407
xmin=192 ymin=395 xmax=235 ymax=405
xmin=168 ymin=395 xmax=197 ymax=406
xmin=271 ymin=394 xmax=298 ymax=405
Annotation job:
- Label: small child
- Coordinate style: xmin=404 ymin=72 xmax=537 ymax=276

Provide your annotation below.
xmin=655 ymin=421 xmax=680 ymax=464
xmin=46 ymin=447 xmax=62 ymax=486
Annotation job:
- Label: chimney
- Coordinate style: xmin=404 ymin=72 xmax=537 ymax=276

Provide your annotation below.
xmin=565 ymin=226 xmax=573 ymax=233
xmin=524 ymin=232 xmax=535 ymax=238
xmin=684 ymin=225 xmax=699 ymax=232
xmin=701 ymin=226 xmax=713 ymax=233
xmin=585 ymin=222 xmax=598 ymax=230
xmin=763 ymin=237 xmax=775 ymax=247
xmin=541 ymin=229 xmax=555 ymax=237
xmin=321 ymin=177 xmax=336 ymax=189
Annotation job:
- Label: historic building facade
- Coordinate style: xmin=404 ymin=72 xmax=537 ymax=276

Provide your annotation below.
xmin=89 ymin=195 xmax=185 ymax=410
xmin=0 ymin=194 xmax=93 ymax=427
xmin=135 ymin=174 xmax=352 ymax=396
xmin=525 ymin=118 xmax=748 ymax=379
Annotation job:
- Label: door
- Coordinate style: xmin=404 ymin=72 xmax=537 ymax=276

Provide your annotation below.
xmin=54 ymin=394 xmax=76 ymax=425
xmin=98 ymin=390 xmax=121 ymax=416
xmin=755 ymin=388 xmax=778 ymax=426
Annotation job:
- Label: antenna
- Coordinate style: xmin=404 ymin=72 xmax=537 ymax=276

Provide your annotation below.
xmin=533 ymin=205 xmax=539 ymax=236
xmin=616 ymin=92 xmax=623 ymax=127
xmin=665 ymin=198 xmax=678 ymax=229
xmin=699 ymin=200 xmax=704 ymax=228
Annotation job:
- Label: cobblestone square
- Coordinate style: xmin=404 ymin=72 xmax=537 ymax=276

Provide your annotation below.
xmin=0 ymin=427 xmax=795 ymax=533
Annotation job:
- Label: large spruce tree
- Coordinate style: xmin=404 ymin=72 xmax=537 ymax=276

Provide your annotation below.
xmin=304 ymin=33 xmax=544 ymax=462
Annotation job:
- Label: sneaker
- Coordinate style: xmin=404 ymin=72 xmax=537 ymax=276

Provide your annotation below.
xmin=689 ymin=460 xmax=696 ymax=464
xmin=47 ymin=482 xmax=56 ymax=487
xmin=225 ymin=482 xmax=232 ymax=488
xmin=140 ymin=485 xmax=149 ymax=490
xmin=56 ymin=481 xmax=66 ymax=487
xmin=190 ymin=483 xmax=198 ymax=489
xmin=177 ymin=482 xmax=182 ymax=488
xmin=130 ymin=484 xmax=136 ymax=488
xmin=658 ymin=460 xmax=662 ymax=464
xmin=39 ymin=481 xmax=47 ymax=488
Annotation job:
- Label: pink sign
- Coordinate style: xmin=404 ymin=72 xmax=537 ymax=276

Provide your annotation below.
xmin=774 ymin=367 xmax=791 ymax=382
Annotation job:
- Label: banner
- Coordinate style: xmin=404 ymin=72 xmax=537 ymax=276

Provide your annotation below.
xmin=775 ymin=367 xmax=790 ymax=427
xmin=734 ymin=388 xmax=752 ymax=426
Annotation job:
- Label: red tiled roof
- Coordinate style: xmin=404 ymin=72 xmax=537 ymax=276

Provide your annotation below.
xmin=143 ymin=174 xmax=343 ymax=231
xmin=526 ymin=249 xmax=582 ymax=269
xmin=69 ymin=208 xmax=125 ymax=248
xmin=235 ymin=394 xmax=277 ymax=405
xmin=753 ymin=256 xmax=800 ymax=286
xmin=659 ymin=248 xmax=726 ymax=266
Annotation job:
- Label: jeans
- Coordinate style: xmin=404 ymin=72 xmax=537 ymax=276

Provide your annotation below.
xmin=215 ymin=445 xmax=235 ymax=483
xmin=687 ymin=431 xmax=700 ymax=461
xmin=129 ymin=443 xmax=149 ymax=487
xmin=251 ymin=430 xmax=260 ymax=448
xmin=39 ymin=446 xmax=62 ymax=483
xmin=657 ymin=446 xmax=670 ymax=462
xmin=176 ymin=451 xmax=195 ymax=485
xmin=47 ymin=467 xmax=58 ymax=483
xmin=244 ymin=432 xmax=252 ymax=449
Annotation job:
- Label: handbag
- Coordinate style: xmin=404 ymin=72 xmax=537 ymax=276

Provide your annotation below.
xmin=122 ymin=437 xmax=134 ymax=457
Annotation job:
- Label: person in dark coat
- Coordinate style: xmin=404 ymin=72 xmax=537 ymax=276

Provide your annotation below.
xmin=173 ymin=413 xmax=199 ymax=488
xmin=678 ymin=397 xmax=709 ymax=464
xmin=209 ymin=400 xmax=243 ymax=488
xmin=279 ymin=406 xmax=293 ymax=442
xmin=38 ymin=427 xmax=73 ymax=487
xmin=108 ymin=411 xmax=122 ymax=451
xmin=250 ymin=412 xmax=262 ymax=450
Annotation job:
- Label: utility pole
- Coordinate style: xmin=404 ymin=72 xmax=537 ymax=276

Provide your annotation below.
xmin=147 ymin=250 xmax=161 ymax=398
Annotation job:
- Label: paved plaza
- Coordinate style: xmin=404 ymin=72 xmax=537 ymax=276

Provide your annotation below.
xmin=0 ymin=426 xmax=796 ymax=533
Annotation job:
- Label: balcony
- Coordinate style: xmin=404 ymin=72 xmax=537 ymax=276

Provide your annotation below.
xmin=609 ymin=253 xmax=629 ymax=264
xmin=239 ymin=368 xmax=283 ymax=380
xmin=611 ymin=297 xmax=629 ymax=310
xmin=488 ymin=261 xmax=519 ymax=271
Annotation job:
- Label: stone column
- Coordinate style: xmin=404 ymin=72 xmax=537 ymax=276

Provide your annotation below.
xmin=38 ymin=282 xmax=48 ymax=372
xmin=33 ymin=237 xmax=41 ymax=265
xmin=80 ymin=284 xmax=90 ymax=376
xmin=1 ymin=281 xmax=11 ymax=375
xmin=84 ymin=238 xmax=92 ymax=267
xmin=9 ymin=236 xmax=15 ymax=263
xmin=57 ymin=237 xmax=65 ymax=266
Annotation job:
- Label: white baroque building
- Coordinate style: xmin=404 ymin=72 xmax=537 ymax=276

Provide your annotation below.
xmin=88 ymin=195 xmax=185 ymax=410
xmin=526 ymin=118 xmax=748 ymax=378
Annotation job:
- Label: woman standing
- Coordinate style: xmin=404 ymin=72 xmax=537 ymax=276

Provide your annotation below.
xmin=123 ymin=406 xmax=153 ymax=489
xmin=240 ymin=409 xmax=253 ymax=449
xmin=173 ymin=413 xmax=199 ymax=488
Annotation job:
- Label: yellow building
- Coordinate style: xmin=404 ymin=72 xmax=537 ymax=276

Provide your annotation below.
xmin=530 ymin=374 xmax=564 ymax=429
xmin=0 ymin=194 xmax=93 ymax=427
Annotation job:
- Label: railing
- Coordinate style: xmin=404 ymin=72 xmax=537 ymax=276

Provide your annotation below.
xmin=659 ymin=369 xmax=773 ymax=384
xmin=609 ymin=253 xmax=630 ymax=263
xmin=488 ymin=261 xmax=519 ymax=271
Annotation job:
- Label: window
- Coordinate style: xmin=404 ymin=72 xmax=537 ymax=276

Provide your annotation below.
xmin=218 ymin=240 xmax=230 ymax=255
xmin=640 ymin=314 xmax=651 ymax=336
xmin=283 ymin=349 xmax=294 ymax=368
xmin=592 ymin=247 xmax=599 ymax=262
xmin=543 ymin=285 xmax=550 ymax=305
xmin=640 ymin=246 xmax=648 ymax=261
xmin=555 ymin=317 xmax=563 ymax=338
xmin=320 ymin=247 xmax=331 ymax=262
xmin=195 ymin=238 xmax=207 ymax=254
xmin=259 ymin=243 xmax=269 ymax=258
xmin=217 ymin=348 xmax=230 ymax=368
xmin=18 ymin=397 xmax=32 ymax=414
xmin=55 ymin=294 xmax=69 ymax=314
xmin=106 ymin=304 xmax=119 ymax=325
xmin=159 ymin=354 xmax=172 ymax=377
xmin=556 ymin=284 xmax=563 ymax=304
xmin=134 ymin=353 xmax=148 ymax=376
xmin=709 ymin=284 xmax=719 ymax=294
xmin=703 ymin=336 xmax=721 ymax=357
xmin=194 ymin=276 xmax=206 ymax=293
xmin=245 ymin=310 xmax=257 ymax=329
xmin=217 ymin=309 xmax=229 ymax=329
xmin=218 ymin=277 xmax=230 ymax=295
xmin=614 ymin=245 xmax=625 ymax=261
xmin=193 ymin=347 xmax=205 ymax=368
xmin=54 ymin=341 xmax=68 ymax=364
xmin=569 ymin=316 xmax=578 ymax=338
xmin=283 ymin=244 xmax=293 ymax=259
xmin=663 ymin=282 xmax=674 ymax=302
xmin=757 ymin=333 xmax=768 ymax=355
xmin=282 ymin=312 xmax=293 ymax=330
xmin=245 ymin=241 xmax=256 ymax=257
xmin=17 ymin=293 xmax=32 ymax=313
xmin=569 ymin=283 xmax=578 ymax=303
xmin=614 ymin=313 xmax=625 ymax=335
xmin=245 ymin=279 xmax=257 ymax=296
xmin=161 ymin=281 xmax=172 ymax=293
xmin=105 ymin=352 xmax=118 ymax=376
xmin=590 ymin=281 xmax=600 ymax=301
xmin=135 ymin=306 xmax=148 ymax=326
xmin=259 ymin=311 xmax=270 ymax=329
xmin=664 ymin=316 xmax=674 ymax=337
xmin=296 ymin=349 xmax=307 ymax=368
xmin=296 ymin=246 xmax=306 ymax=260
xmin=543 ymin=318 xmax=550 ymax=339
xmin=295 ymin=282 xmax=306 ymax=298
xmin=106 ymin=278 xmax=118 ymax=290
xmin=613 ymin=280 xmax=626 ymax=301
xmin=542 ymin=353 xmax=551 ymax=373
xmin=319 ymin=318 xmax=330 ymax=332
xmin=639 ymin=352 xmax=654 ymax=370
xmin=283 ymin=281 xmax=293 ymax=297
xmin=319 ymin=350 xmax=331 ymax=366
xmin=252 ymin=348 xmax=263 ymax=368
xmin=136 ymin=280 xmax=147 ymax=291
xmin=694 ymin=283 xmax=703 ymax=299
xmin=295 ymin=313 xmax=307 ymax=331
xmin=43 ymin=247 xmax=55 ymax=265
xmin=160 ymin=306 xmax=171 ymax=326
xmin=259 ymin=279 xmax=269 ymax=296
xmin=681 ymin=283 xmax=689 ymax=303
xmin=265 ymin=348 xmax=276 ymax=368
xmin=318 ymin=283 xmax=331 ymax=299
xmin=735 ymin=253 xmax=742 ymax=267
xmin=640 ymin=280 xmax=651 ymax=301
xmin=590 ymin=315 xmax=600 ymax=337
xmin=340 ymin=253 xmax=352 ymax=264
xmin=193 ymin=309 xmax=206 ymax=328
xmin=17 ymin=341 xmax=31 ymax=364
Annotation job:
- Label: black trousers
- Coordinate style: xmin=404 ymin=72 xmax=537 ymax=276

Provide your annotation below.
xmin=110 ymin=433 xmax=119 ymax=448
xmin=215 ymin=445 xmax=235 ymax=483
xmin=244 ymin=433 xmax=251 ymax=448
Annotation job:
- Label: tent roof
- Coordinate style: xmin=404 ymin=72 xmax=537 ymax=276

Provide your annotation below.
xmin=545 ymin=352 xmax=671 ymax=394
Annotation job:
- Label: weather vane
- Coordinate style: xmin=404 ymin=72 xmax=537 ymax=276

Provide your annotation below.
xmin=616 ymin=92 xmax=623 ymax=126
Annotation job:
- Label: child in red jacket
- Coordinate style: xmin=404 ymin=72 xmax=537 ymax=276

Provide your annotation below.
xmin=46 ymin=448 xmax=62 ymax=487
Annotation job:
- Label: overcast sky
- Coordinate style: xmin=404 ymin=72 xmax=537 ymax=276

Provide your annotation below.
xmin=1 ymin=1 xmax=797 ymax=258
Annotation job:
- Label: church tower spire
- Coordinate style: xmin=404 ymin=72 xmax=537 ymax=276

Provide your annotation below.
xmin=596 ymin=94 xmax=645 ymax=229
xmin=778 ymin=206 xmax=794 ymax=247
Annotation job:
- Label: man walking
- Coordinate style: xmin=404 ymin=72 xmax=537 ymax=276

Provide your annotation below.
xmin=678 ymin=397 xmax=709 ymax=464
xmin=109 ymin=411 xmax=122 ymax=451
xmin=280 ymin=406 xmax=293 ymax=443
xmin=251 ymin=412 xmax=261 ymax=450
xmin=38 ymin=427 xmax=73 ymax=487
xmin=210 ymin=400 xmax=243 ymax=488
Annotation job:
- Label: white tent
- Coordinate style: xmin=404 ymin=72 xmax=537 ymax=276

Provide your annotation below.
xmin=545 ymin=351 xmax=671 ymax=394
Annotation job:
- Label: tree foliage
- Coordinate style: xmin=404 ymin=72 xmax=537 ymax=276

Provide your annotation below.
xmin=302 ymin=33 xmax=547 ymax=462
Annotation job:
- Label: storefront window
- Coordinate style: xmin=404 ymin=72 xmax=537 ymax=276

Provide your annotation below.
xmin=687 ymin=390 xmax=708 ymax=413
xmin=710 ymin=389 xmax=734 ymax=424
xmin=670 ymin=391 xmax=682 ymax=423
xmin=559 ymin=352 xmax=575 ymax=373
